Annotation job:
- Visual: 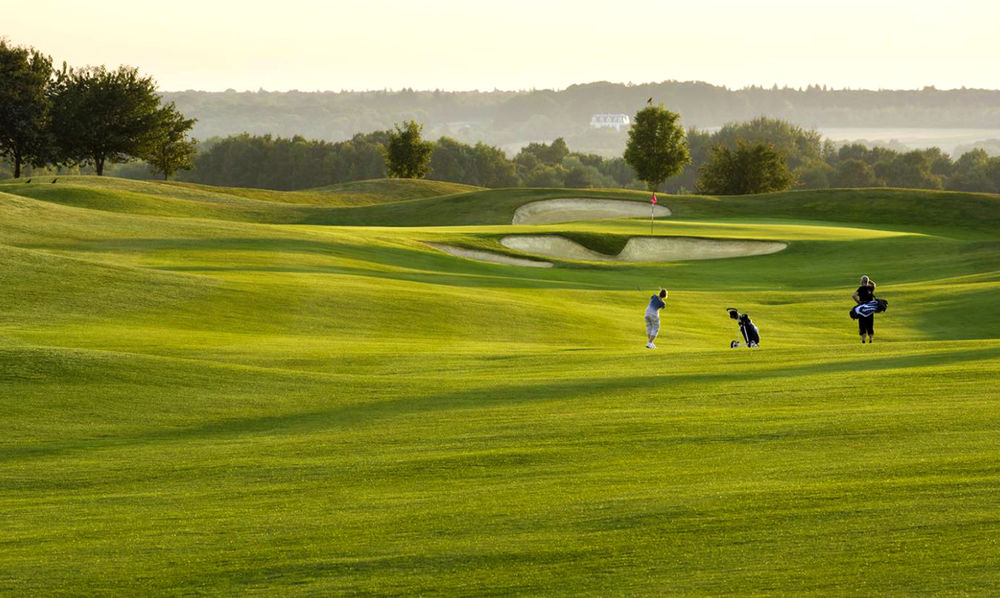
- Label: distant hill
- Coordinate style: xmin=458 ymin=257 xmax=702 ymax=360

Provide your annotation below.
xmin=163 ymin=82 xmax=1000 ymax=152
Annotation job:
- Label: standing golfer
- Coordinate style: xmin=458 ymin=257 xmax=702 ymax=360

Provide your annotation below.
xmin=645 ymin=289 xmax=668 ymax=349
xmin=852 ymin=275 xmax=877 ymax=343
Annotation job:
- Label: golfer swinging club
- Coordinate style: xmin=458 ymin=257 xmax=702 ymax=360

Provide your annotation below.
xmin=645 ymin=289 xmax=668 ymax=349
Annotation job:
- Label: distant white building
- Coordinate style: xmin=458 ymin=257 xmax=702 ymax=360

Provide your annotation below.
xmin=589 ymin=113 xmax=631 ymax=131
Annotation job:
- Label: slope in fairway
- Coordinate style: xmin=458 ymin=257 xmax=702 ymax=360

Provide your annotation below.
xmin=2 ymin=179 xmax=1000 ymax=595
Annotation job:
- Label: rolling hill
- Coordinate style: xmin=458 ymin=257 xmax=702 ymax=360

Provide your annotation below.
xmin=1 ymin=176 xmax=999 ymax=595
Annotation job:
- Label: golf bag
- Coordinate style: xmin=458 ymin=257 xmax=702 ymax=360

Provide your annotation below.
xmin=850 ymin=298 xmax=888 ymax=319
xmin=727 ymin=308 xmax=760 ymax=348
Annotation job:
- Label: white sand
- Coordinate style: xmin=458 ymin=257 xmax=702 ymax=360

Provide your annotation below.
xmin=501 ymin=236 xmax=609 ymax=261
xmin=512 ymin=198 xmax=672 ymax=224
xmin=425 ymin=242 xmax=553 ymax=268
xmin=618 ymin=237 xmax=788 ymax=261
xmin=500 ymin=235 xmax=787 ymax=262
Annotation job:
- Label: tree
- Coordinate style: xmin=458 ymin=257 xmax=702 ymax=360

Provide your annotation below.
xmin=834 ymin=159 xmax=879 ymax=188
xmin=516 ymin=138 xmax=569 ymax=167
xmin=145 ymin=104 xmax=196 ymax=179
xmin=947 ymin=149 xmax=997 ymax=193
xmin=513 ymin=138 xmax=570 ymax=184
xmin=696 ymin=141 xmax=794 ymax=195
xmin=874 ymin=151 xmax=943 ymax=190
xmin=0 ymin=41 xmax=53 ymax=178
xmin=564 ymin=164 xmax=602 ymax=188
xmin=428 ymin=136 xmax=469 ymax=183
xmin=429 ymin=137 xmax=519 ymax=187
xmin=523 ymin=164 xmax=566 ymax=187
xmin=796 ymin=160 xmax=834 ymax=189
xmin=326 ymin=131 xmax=389 ymax=183
xmin=623 ymin=104 xmax=690 ymax=190
xmin=49 ymin=65 xmax=168 ymax=175
xmin=601 ymin=157 xmax=637 ymax=187
xmin=988 ymin=157 xmax=1000 ymax=192
xmin=711 ymin=117 xmax=821 ymax=170
xmin=466 ymin=142 xmax=518 ymax=187
xmin=837 ymin=143 xmax=871 ymax=164
xmin=384 ymin=120 xmax=433 ymax=178
xmin=512 ymin=150 xmax=539 ymax=181
xmin=925 ymin=147 xmax=953 ymax=177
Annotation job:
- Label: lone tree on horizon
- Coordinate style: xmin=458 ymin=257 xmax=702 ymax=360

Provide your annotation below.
xmin=623 ymin=104 xmax=690 ymax=191
xmin=384 ymin=120 xmax=433 ymax=179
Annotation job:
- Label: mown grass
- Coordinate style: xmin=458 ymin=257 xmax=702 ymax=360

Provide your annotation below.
xmin=1 ymin=178 xmax=999 ymax=595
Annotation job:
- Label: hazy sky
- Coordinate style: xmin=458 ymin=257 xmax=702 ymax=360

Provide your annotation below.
xmin=5 ymin=0 xmax=998 ymax=92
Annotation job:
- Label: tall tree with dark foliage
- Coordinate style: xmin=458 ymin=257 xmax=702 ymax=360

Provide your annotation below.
xmin=0 ymin=40 xmax=53 ymax=178
xmin=49 ymin=65 xmax=172 ymax=175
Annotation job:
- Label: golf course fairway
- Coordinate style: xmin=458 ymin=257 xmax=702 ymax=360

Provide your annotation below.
xmin=1 ymin=177 xmax=999 ymax=595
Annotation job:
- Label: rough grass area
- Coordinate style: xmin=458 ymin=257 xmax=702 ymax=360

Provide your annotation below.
xmin=2 ymin=177 xmax=999 ymax=595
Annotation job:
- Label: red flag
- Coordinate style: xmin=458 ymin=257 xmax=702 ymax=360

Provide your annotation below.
xmin=651 ymin=194 xmax=657 ymax=204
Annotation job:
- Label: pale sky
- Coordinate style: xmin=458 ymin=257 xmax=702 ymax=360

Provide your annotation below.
xmin=5 ymin=0 xmax=998 ymax=92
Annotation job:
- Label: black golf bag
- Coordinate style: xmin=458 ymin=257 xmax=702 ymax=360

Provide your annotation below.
xmin=850 ymin=298 xmax=888 ymax=319
xmin=727 ymin=308 xmax=760 ymax=348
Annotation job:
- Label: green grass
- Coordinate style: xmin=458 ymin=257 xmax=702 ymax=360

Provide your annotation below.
xmin=297 ymin=177 xmax=483 ymax=205
xmin=2 ymin=177 xmax=1000 ymax=595
xmin=0 ymin=177 xmax=636 ymax=225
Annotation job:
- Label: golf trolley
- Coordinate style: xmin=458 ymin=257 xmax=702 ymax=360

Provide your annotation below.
xmin=727 ymin=308 xmax=760 ymax=348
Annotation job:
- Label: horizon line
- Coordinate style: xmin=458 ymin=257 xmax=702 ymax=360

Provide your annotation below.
xmin=158 ymin=80 xmax=1000 ymax=95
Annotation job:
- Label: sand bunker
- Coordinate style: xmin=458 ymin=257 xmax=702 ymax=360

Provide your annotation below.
xmin=425 ymin=242 xmax=553 ymax=268
xmin=500 ymin=235 xmax=787 ymax=262
xmin=512 ymin=198 xmax=671 ymax=224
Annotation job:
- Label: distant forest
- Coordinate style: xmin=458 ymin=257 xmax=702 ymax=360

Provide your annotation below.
xmin=163 ymin=81 xmax=1000 ymax=155
xmin=164 ymin=118 xmax=1000 ymax=195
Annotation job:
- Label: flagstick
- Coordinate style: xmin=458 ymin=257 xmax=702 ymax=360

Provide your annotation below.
xmin=649 ymin=193 xmax=656 ymax=235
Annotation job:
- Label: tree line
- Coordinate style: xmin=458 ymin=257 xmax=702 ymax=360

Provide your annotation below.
xmin=171 ymin=115 xmax=1000 ymax=195
xmin=0 ymin=39 xmax=196 ymax=179
xmin=173 ymin=128 xmax=639 ymax=191
xmin=678 ymin=118 xmax=1000 ymax=194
